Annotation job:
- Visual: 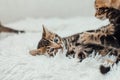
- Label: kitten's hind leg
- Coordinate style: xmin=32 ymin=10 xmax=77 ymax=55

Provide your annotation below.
xmin=100 ymin=49 xmax=120 ymax=74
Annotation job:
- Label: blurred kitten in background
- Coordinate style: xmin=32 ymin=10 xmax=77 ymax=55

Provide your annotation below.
xmin=0 ymin=22 xmax=24 ymax=34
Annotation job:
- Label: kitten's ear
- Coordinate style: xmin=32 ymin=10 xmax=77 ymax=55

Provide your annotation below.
xmin=42 ymin=25 xmax=52 ymax=38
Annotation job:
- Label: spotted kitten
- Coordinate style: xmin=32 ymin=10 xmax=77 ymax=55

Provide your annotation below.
xmin=30 ymin=24 xmax=120 ymax=74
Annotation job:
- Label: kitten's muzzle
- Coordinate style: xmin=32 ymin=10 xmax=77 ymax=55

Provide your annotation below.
xmin=54 ymin=44 xmax=62 ymax=49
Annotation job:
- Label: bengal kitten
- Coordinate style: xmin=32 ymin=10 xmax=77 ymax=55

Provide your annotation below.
xmin=0 ymin=22 xmax=25 ymax=33
xmin=29 ymin=25 xmax=120 ymax=74
xmin=29 ymin=25 xmax=118 ymax=55
xmin=29 ymin=7 xmax=120 ymax=74
xmin=95 ymin=0 xmax=120 ymax=19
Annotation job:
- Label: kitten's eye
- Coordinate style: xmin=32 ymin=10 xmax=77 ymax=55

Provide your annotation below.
xmin=54 ymin=37 xmax=59 ymax=43
xmin=99 ymin=8 xmax=106 ymax=12
xmin=96 ymin=8 xmax=99 ymax=10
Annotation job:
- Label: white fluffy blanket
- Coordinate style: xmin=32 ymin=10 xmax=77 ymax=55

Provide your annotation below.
xmin=0 ymin=17 xmax=120 ymax=80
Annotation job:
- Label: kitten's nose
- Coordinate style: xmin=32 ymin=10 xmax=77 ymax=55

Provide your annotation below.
xmin=50 ymin=42 xmax=62 ymax=49
xmin=55 ymin=45 xmax=62 ymax=49
xmin=29 ymin=50 xmax=38 ymax=56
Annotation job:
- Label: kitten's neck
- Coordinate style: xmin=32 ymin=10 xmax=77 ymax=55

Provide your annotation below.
xmin=62 ymin=38 xmax=69 ymax=50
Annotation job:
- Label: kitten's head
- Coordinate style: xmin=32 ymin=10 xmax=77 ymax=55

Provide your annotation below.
xmin=95 ymin=7 xmax=110 ymax=20
xmin=30 ymin=25 xmax=63 ymax=56
xmin=95 ymin=0 xmax=111 ymax=20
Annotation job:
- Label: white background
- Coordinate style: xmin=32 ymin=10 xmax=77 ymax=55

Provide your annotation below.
xmin=0 ymin=0 xmax=95 ymax=23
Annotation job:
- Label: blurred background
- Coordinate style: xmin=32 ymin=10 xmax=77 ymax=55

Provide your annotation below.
xmin=0 ymin=0 xmax=95 ymax=23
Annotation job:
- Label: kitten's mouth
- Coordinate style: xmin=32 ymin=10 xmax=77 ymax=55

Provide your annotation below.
xmin=53 ymin=44 xmax=64 ymax=53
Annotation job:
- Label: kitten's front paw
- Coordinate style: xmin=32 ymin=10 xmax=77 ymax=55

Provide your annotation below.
xmin=29 ymin=49 xmax=38 ymax=56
